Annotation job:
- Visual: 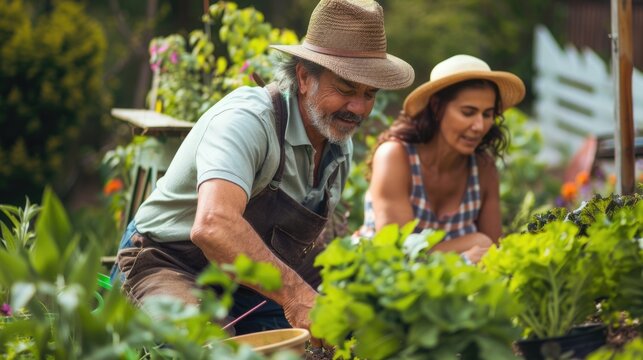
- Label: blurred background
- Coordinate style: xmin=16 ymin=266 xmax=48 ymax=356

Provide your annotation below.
xmin=1 ymin=0 xmax=641 ymax=251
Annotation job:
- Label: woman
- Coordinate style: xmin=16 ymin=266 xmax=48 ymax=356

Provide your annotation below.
xmin=358 ymin=54 xmax=525 ymax=263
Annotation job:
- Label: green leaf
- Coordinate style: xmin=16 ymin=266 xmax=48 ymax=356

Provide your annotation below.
xmin=0 ymin=249 xmax=29 ymax=285
xmin=372 ymin=223 xmax=400 ymax=247
xmin=231 ymin=254 xmax=282 ymax=291
xmin=11 ymin=282 xmax=36 ymax=309
xmin=408 ymin=321 xmax=439 ymax=348
xmin=29 ymin=226 xmax=59 ymax=281
xmin=353 ymin=319 xmax=403 ymax=360
xmin=0 ymin=221 xmax=17 ymax=252
xmin=35 ymin=187 xmax=72 ymax=250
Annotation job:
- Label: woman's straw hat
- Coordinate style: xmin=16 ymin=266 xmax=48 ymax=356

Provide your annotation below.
xmin=403 ymin=54 xmax=526 ymax=117
xmin=271 ymin=0 xmax=414 ymax=90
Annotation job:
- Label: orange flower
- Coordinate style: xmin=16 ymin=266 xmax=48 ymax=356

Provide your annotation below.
xmin=560 ymin=181 xmax=578 ymax=202
xmin=608 ymin=174 xmax=617 ymax=186
xmin=575 ymin=170 xmax=590 ymax=187
xmin=103 ymin=178 xmax=124 ymax=195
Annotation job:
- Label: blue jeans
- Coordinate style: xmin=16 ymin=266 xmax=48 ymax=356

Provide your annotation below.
xmin=111 ymin=220 xmax=289 ymax=335
xmin=109 ymin=220 xmax=138 ymax=283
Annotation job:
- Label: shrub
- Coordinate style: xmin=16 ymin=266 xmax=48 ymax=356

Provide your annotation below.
xmin=149 ymin=1 xmax=299 ymax=123
xmin=0 ymin=0 xmax=110 ymax=205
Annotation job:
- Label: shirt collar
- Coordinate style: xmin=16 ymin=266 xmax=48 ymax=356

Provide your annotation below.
xmin=284 ymin=91 xmax=351 ymax=156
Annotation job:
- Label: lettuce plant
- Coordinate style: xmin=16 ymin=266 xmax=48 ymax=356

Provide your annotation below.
xmin=583 ymin=202 xmax=643 ymax=319
xmin=587 ymin=338 xmax=643 ymax=360
xmin=311 ymin=225 xmax=520 ymax=360
xmin=482 ymin=222 xmax=601 ymax=339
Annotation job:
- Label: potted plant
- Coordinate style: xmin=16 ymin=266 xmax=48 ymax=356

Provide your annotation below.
xmin=310 ymin=224 xmax=521 ymax=360
xmin=483 ymin=195 xmax=643 ymax=359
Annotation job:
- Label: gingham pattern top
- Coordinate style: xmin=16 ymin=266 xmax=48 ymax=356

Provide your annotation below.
xmin=358 ymin=142 xmax=481 ymax=241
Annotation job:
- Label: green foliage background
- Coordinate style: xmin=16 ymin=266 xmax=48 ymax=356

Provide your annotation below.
xmin=0 ymin=0 xmax=110 ymax=205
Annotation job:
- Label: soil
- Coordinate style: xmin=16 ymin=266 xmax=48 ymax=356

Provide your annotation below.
xmin=606 ymin=318 xmax=640 ymax=350
xmin=304 ymin=345 xmax=335 ymax=360
xmin=302 ymin=323 xmax=641 ymax=360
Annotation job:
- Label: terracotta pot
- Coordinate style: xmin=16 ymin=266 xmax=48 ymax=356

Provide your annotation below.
xmin=226 ymin=328 xmax=311 ymax=355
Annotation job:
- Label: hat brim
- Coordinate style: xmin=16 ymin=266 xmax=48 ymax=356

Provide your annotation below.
xmin=403 ymin=71 xmax=526 ymax=117
xmin=270 ymin=44 xmax=414 ymax=90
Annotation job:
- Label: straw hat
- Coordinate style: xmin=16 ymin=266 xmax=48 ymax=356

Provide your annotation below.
xmin=403 ymin=54 xmax=526 ymax=118
xmin=270 ymin=0 xmax=414 ymax=90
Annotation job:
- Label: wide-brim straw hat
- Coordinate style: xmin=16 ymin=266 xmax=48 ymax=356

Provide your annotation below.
xmin=270 ymin=0 xmax=414 ymax=90
xmin=403 ymin=54 xmax=526 ymax=118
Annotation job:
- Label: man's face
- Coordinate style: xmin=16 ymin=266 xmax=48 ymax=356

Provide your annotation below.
xmin=300 ymin=69 xmax=379 ymax=144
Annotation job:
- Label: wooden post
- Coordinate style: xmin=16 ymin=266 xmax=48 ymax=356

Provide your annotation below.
xmin=611 ymin=0 xmax=635 ymax=194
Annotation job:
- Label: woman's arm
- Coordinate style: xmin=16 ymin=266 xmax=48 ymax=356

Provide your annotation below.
xmin=369 ymin=141 xmax=415 ymax=230
xmin=475 ymin=153 xmax=502 ymax=244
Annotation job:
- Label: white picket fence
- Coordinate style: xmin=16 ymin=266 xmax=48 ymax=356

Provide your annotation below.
xmin=533 ymin=25 xmax=643 ymax=164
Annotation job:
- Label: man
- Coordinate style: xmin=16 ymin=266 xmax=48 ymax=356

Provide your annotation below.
xmin=114 ymin=0 xmax=414 ymax=337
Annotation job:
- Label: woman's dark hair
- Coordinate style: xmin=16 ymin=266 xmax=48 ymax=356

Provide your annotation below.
xmin=382 ymin=79 xmax=509 ymax=155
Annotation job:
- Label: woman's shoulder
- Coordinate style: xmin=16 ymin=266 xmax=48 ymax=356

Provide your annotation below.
xmin=474 ymin=152 xmax=499 ymax=186
xmin=474 ymin=152 xmax=497 ymax=170
xmin=373 ymin=140 xmax=410 ymax=162
xmin=371 ymin=140 xmax=413 ymax=182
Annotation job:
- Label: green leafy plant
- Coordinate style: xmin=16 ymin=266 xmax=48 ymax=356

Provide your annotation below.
xmin=583 ymin=201 xmax=643 ymax=319
xmin=149 ymin=1 xmax=299 ymax=123
xmin=587 ymin=338 xmax=643 ymax=360
xmin=488 ymin=194 xmax=643 ymax=347
xmin=0 ymin=198 xmax=41 ymax=251
xmin=482 ymin=221 xmax=601 ymax=339
xmin=527 ymin=193 xmax=642 ymax=236
xmin=0 ymin=188 xmax=293 ymax=359
xmin=311 ymin=224 xmax=520 ymax=360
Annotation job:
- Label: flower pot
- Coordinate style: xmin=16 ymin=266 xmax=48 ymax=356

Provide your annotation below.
xmin=516 ymin=324 xmax=607 ymax=360
xmin=225 ymin=328 xmax=310 ymax=355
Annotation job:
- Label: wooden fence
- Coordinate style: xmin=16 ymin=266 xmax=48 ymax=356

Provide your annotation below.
xmin=533 ymin=26 xmax=643 ymax=164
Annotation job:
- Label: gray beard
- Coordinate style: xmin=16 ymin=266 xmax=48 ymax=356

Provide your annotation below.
xmin=303 ymin=84 xmax=358 ymax=144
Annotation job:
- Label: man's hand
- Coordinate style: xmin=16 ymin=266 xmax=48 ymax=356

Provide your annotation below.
xmin=281 ymin=286 xmax=326 ymax=346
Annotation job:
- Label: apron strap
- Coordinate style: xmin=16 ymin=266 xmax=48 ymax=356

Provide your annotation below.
xmin=265 ymin=83 xmax=287 ymax=189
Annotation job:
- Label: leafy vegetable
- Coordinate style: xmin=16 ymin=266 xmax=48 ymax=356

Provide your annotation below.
xmin=483 ymin=222 xmax=601 ymax=339
xmin=527 ymin=193 xmax=642 ymax=235
xmin=311 ymin=225 xmax=520 ymax=360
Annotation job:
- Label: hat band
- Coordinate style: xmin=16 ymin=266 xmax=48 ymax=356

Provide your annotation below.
xmin=302 ymin=41 xmax=386 ymax=59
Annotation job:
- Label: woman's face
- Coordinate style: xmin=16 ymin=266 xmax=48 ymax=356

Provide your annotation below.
xmin=437 ymin=86 xmax=496 ymax=155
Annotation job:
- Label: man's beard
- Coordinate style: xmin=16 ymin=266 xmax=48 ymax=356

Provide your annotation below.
xmin=303 ymin=82 xmax=364 ymax=144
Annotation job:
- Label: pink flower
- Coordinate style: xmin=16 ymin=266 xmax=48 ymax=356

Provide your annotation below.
xmin=150 ymin=62 xmax=160 ymax=72
xmin=157 ymin=43 xmax=169 ymax=54
xmin=149 ymin=42 xmax=169 ymax=56
xmin=1 ymin=303 xmax=11 ymax=317
xmin=239 ymin=60 xmax=250 ymax=73
xmin=170 ymin=51 xmax=178 ymax=64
